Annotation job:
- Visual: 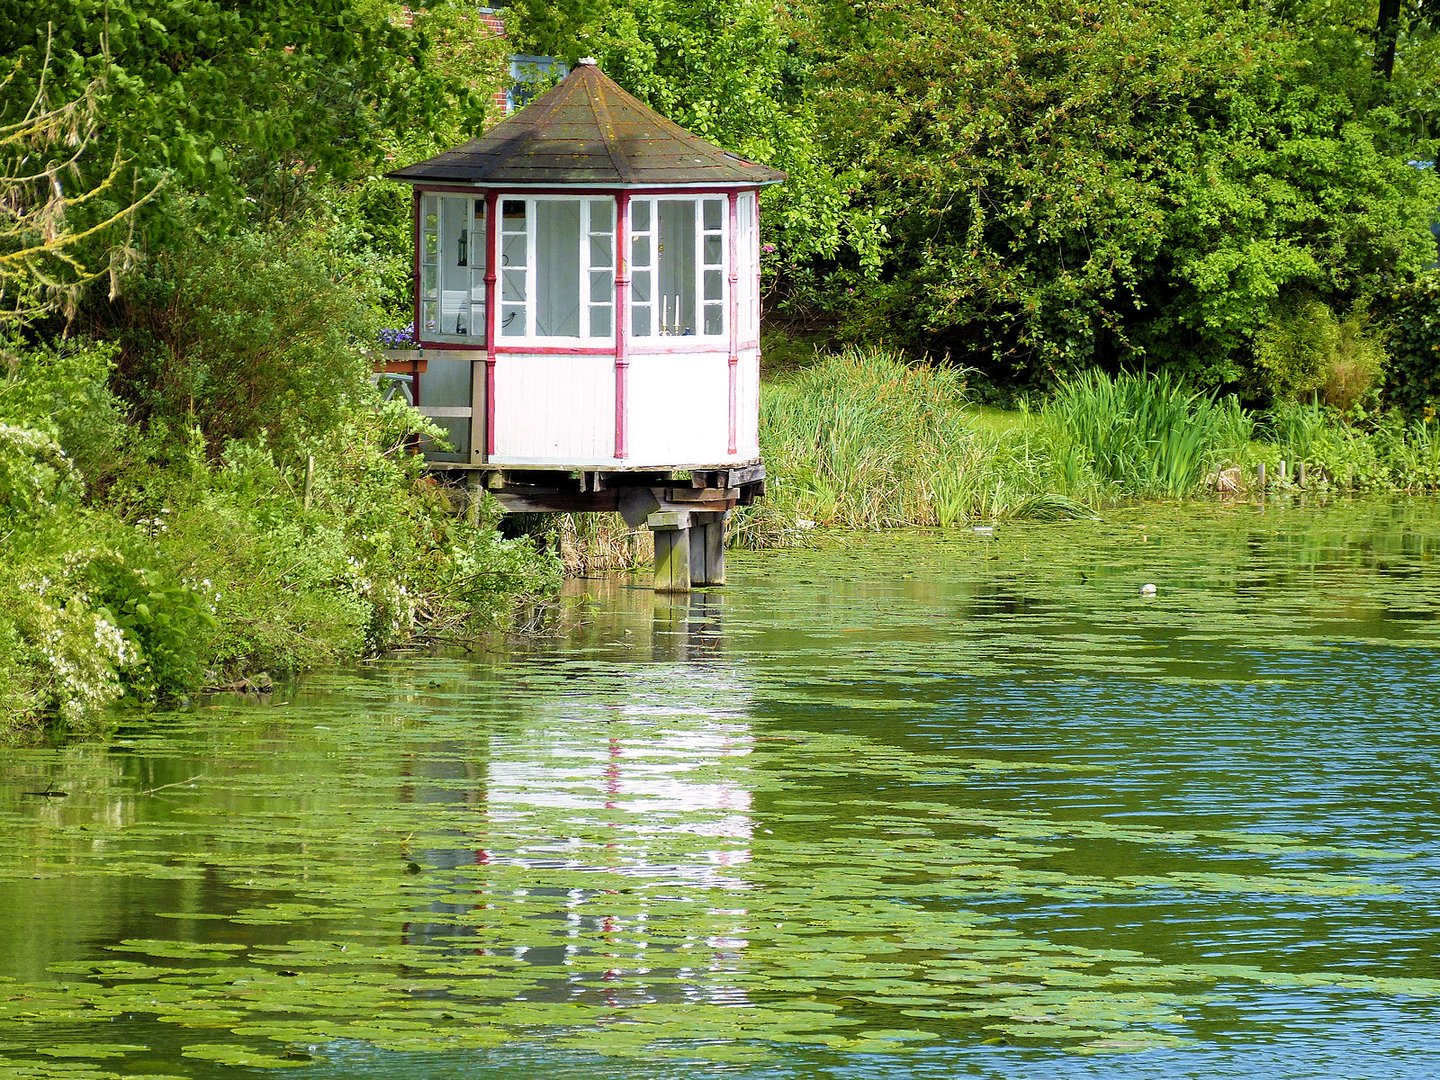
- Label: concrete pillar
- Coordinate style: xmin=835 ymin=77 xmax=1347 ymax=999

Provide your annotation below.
xmin=648 ymin=510 xmax=692 ymax=593
xmin=689 ymin=510 xmax=727 ymax=587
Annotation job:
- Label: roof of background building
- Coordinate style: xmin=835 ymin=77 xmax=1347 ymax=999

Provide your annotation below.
xmin=386 ymin=59 xmax=786 ymax=188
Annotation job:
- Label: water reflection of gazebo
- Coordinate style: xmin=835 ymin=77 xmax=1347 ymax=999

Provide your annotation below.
xmin=399 ymin=597 xmax=754 ymax=1005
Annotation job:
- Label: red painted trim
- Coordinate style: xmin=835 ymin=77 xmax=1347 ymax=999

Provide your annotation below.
xmin=411 ymin=191 xmax=421 ymax=355
xmin=494 ymin=345 xmax=614 ymax=356
xmin=417 ymin=338 xmax=487 ymax=351
xmin=727 ymin=192 xmax=740 ymax=456
xmin=626 ymin=341 xmax=729 ymax=356
xmin=614 ymin=192 xmax=631 ymax=460
xmin=485 ymin=192 xmax=499 ymax=460
xmin=408 ymin=183 xmax=766 ymax=198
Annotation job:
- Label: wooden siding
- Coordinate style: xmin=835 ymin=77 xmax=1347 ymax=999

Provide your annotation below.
xmin=492 ymin=353 xmax=615 ymax=464
xmin=486 ymin=348 xmax=759 ymax=468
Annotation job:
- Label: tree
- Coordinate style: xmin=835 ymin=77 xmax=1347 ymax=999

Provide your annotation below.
xmin=0 ymin=0 xmax=454 ymax=237
xmin=807 ymin=0 xmax=1440 ymax=390
xmin=0 ymin=33 xmax=158 ymax=323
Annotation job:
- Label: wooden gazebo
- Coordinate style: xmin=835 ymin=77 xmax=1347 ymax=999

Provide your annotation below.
xmin=384 ymin=60 xmax=783 ymax=590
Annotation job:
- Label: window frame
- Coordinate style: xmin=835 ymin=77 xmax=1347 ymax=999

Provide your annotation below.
xmin=497 ymin=194 xmax=617 ymax=346
xmin=628 ymin=194 xmax=730 ymax=344
xmin=417 ymin=192 xmax=487 ymax=348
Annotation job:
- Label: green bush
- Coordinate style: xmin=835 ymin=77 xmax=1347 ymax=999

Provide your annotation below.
xmin=1382 ymin=272 xmax=1440 ymax=418
xmin=0 ymin=337 xmax=128 ymax=489
xmin=109 ymin=223 xmax=377 ymax=458
xmin=1252 ymin=296 xmax=1338 ymax=404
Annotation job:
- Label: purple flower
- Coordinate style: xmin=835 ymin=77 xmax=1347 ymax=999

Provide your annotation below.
xmin=378 ymin=323 xmax=416 ymax=349
xmin=762 ymin=243 xmax=777 ymax=254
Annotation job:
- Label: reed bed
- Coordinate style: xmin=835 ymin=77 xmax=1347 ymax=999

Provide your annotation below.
xmin=743 ymin=346 xmax=1096 ymax=538
xmin=1044 ymin=369 xmax=1253 ymax=499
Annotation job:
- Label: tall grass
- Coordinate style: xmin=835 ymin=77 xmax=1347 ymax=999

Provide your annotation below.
xmin=1043 ymin=369 xmax=1253 ymax=499
xmin=745 ymin=347 xmax=1093 ymax=536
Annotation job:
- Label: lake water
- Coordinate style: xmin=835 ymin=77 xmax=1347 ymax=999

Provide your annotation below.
xmin=3 ymin=498 xmax=1440 ymax=1078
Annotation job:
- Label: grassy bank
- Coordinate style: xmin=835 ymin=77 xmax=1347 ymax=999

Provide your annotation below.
xmin=746 ymin=347 xmax=1440 ymax=537
xmin=545 ymin=345 xmax=1440 ymax=568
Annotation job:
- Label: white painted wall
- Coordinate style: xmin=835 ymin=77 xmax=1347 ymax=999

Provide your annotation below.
xmin=488 ymin=348 xmax=761 ymax=468
xmin=492 ymin=354 xmax=615 ymax=465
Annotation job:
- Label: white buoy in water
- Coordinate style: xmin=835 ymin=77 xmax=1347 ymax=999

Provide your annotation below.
xmin=1140 ymin=583 xmax=1157 ymax=596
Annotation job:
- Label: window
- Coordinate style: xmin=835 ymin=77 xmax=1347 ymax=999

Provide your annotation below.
xmin=419 ymin=194 xmax=485 ymax=344
xmin=736 ymin=190 xmax=758 ymax=341
xmin=630 ymin=196 xmax=728 ymax=340
xmin=507 ymin=55 xmax=569 ymax=114
xmin=500 ymin=196 xmax=615 ymax=341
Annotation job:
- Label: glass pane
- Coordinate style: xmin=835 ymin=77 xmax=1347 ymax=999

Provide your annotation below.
xmin=423 ymin=231 xmax=438 ymax=260
xmin=589 ymin=269 xmax=613 ymax=304
xmin=703 ymin=198 xmax=723 ymax=231
xmin=534 ymin=200 xmax=581 ymax=337
xmin=703 ymin=304 xmax=722 ymax=336
xmin=588 ymin=199 xmax=614 ymax=231
xmin=470 ymin=270 xmax=485 ymax=302
xmin=703 ymin=234 xmax=723 ymax=267
xmin=502 ymin=199 xmax=526 ymax=225
xmin=657 ymin=201 xmax=696 ymax=335
xmin=421 ymin=300 xmax=438 ymax=335
xmin=502 ymin=268 xmax=526 ymax=303
xmin=443 ymin=198 xmax=469 ymax=268
xmin=589 ymin=306 xmax=612 ymax=338
xmin=631 ymin=235 xmax=650 ymax=267
xmin=632 ymin=269 xmax=651 ymax=303
xmin=631 ymin=199 xmax=650 ymax=231
xmin=422 ymin=265 xmax=437 ymax=297
xmin=502 ymin=233 xmax=526 ymax=267
xmin=704 ymin=268 xmax=722 ymax=302
xmin=631 ymin=306 xmax=652 ymax=337
xmin=589 ymin=234 xmax=613 ymax=268
xmin=470 ymin=301 xmax=486 ymax=338
xmin=501 ymin=306 xmax=525 ymax=337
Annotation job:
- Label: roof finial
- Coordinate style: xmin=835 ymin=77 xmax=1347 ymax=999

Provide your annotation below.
xmin=578 ymin=56 xmax=598 ymax=66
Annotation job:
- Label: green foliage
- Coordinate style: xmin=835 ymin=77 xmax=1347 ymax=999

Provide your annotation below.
xmin=0 ymin=336 xmax=127 ymax=487
xmin=1043 ymin=370 xmax=1253 ymax=498
xmin=507 ymin=0 xmax=875 ymax=272
xmin=108 ymin=224 xmax=377 ymax=456
xmin=806 ymin=0 xmax=1439 ymax=387
xmin=86 ymin=547 xmax=217 ymax=704
xmin=1252 ymin=297 xmax=1339 ymax=403
xmin=0 ymin=423 xmax=82 ymax=528
xmin=1382 ymin=271 xmax=1440 ymax=417
xmin=0 ymin=1 xmax=426 ymax=231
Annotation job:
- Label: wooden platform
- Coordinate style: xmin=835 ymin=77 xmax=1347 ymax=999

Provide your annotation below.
xmin=428 ymin=462 xmax=765 ymax=592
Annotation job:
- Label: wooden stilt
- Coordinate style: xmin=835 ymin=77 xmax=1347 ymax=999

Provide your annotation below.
xmin=1296 ymin=461 xmax=1307 ymax=487
xmin=689 ymin=510 xmax=727 ymax=586
xmin=649 ymin=510 xmax=692 ymax=593
xmin=465 ymin=472 xmax=483 ymax=526
xmin=1256 ymin=462 xmax=1266 ymax=490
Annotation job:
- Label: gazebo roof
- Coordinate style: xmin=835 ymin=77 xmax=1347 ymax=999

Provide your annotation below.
xmin=386 ymin=59 xmax=786 ymax=188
